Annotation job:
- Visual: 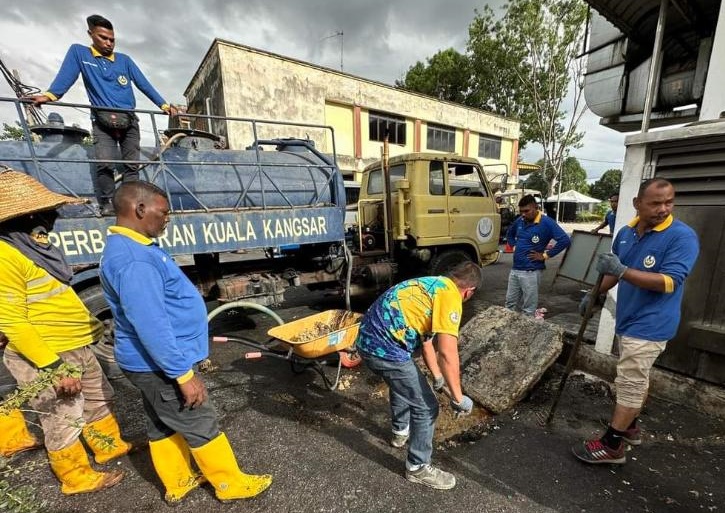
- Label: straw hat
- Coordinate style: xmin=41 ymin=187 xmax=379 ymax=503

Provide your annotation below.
xmin=0 ymin=169 xmax=87 ymax=224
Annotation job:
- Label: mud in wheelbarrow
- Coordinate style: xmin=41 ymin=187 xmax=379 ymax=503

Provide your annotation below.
xmin=212 ymin=309 xmax=364 ymax=390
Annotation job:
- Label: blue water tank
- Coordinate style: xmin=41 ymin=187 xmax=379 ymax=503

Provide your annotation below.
xmin=0 ymin=123 xmax=343 ymax=217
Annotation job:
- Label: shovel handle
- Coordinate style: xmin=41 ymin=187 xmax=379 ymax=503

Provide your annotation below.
xmin=545 ymin=273 xmax=605 ymax=425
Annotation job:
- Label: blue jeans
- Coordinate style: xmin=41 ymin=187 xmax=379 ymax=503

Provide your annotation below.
xmin=505 ymin=269 xmax=542 ymax=316
xmin=363 ymin=354 xmax=439 ymax=467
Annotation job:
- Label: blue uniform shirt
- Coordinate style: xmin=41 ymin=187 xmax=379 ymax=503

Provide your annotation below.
xmin=45 ymin=44 xmax=167 ymax=109
xmin=605 ymin=210 xmax=616 ymax=233
xmin=506 ymin=212 xmax=570 ymax=271
xmin=613 ymin=215 xmax=699 ymax=341
xmin=100 ymin=226 xmax=208 ymax=379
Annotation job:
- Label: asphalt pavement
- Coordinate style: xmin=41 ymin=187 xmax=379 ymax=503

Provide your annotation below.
xmin=5 ymin=242 xmax=725 ymax=513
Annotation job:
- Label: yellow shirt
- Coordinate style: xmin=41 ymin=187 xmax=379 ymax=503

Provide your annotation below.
xmin=0 ymin=241 xmax=103 ymax=367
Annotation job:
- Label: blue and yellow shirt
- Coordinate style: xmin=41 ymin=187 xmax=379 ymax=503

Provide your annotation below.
xmin=605 ymin=210 xmax=616 ymax=233
xmin=613 ymin=215 xmax=699 ymax=341
xmin=355 ymin=276 xmax=462 ymax=362
xmin=100 ymin=226 xmax=208 ymax=381
xmin=506 ymin=212 xmax=570 ymax=271
xmin=44 ymin=44 xmax=168 ymax=110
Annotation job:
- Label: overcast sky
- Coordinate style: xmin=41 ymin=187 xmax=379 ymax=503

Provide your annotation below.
xmin=0 ymin=0 xmax=626 ymax=179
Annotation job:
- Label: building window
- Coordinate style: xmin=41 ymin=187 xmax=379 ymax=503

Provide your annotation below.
xmin=369 ymin=111 xmax=406 ymax=145
xmin=478 ymin=135 xmax=501 ymax=159
xmin=427 ymin=124 xmax=455 ymax=152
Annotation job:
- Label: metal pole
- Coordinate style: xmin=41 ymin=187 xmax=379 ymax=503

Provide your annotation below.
xmin=382 ymin=137 xmax=394 ymax=258
xmin=641 ymin=0 xmax=669 ymax=133
xmin=340 ymin=31 xmax=344 ymax=72
xmin=555 ymin=159 xmax=563 ymax=222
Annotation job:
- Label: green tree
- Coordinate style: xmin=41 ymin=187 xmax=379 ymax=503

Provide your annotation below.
xmin=470 ymin=0 xmax=589 ymax=193
xmin=399 ymin=0 xmax=589 ymax=166
xmin=395 ymin=48 xmax=471 ymax=104
xmin=560 ymin=156 xmax=589 ymax=194
xmin=527 ymin=156 xmax=588 ymax=196
xmin=589 ymin=168 xmax=622 ymax=199
xmin=466 ymin=5 xmax=536 ymax=147
xmin=0 ymin=123 xmax=24 ymax=141
xmin=523 ymin=170 xmax=548 ymax=195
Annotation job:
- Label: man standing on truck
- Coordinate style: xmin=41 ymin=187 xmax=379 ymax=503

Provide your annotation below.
xmin=591 ymin=193 xmax=619 ymax=234
xmin=0 ymin=170 xmax=133 ymax=495
xmin=355 ymin=261 xmax=481 ymax=490
xmin=505 ymin=194 xmax=570 ymax=316
xmin=100 ymin=180 xmax=272 ymax=504
xmin=573 ymin=179 xmax=699 ymax=464
xmin=28 ymin=14 xmax=178 ymax=216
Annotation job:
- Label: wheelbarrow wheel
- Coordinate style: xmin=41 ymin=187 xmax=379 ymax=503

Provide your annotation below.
xmin=339 ymin=349 xmax=362 ymax=369
xmin=290 ymin=357 xmax=311 ymax=374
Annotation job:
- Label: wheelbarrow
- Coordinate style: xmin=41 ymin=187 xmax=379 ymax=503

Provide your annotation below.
xmin=212 ymin=309 xmax=364 ymax=390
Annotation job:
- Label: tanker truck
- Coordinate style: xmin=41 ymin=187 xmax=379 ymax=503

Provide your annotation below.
xmin=0 ymin=98 xmax=500 ymax=324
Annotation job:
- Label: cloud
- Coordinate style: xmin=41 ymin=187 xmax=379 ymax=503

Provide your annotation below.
xmin=0 ymin=0 xmax=624 ymax=173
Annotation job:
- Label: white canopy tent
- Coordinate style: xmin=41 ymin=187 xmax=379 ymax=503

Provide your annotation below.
xmin=545 ymin=189 xmax=601 ymax=204
xmin=544 ymin=189 xmax=602 ymax=222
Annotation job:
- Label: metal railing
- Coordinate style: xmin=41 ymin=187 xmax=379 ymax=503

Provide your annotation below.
xmin=0 ymin=97 xmax=342 ymax=214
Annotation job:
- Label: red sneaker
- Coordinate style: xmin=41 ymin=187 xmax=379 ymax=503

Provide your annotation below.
xmin=572 ymin=438 xmax=626 ymax=464
xmin=622 ymin=426 xmax=642 ymax=446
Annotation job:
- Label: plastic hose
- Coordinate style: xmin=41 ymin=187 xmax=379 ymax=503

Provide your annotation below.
xmin=207 ymin=300 xmax=285 ymax=326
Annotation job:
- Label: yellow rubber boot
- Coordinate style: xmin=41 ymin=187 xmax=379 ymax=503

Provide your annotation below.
xmin=0 ymin=409 xmax=42 ymax=458
xmin=81 ymin=414 xmax=133 ymax=464
xmin=190 ymin=432 xmax=272 ymax=502
xmin=149 ymin=433 xmax=206 ymax=504
xmin=47 ymin=439 xmax=124 ymax=495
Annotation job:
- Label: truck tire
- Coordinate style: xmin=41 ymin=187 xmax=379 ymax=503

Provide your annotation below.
xmin=428 ymin=250 xmax=473 ymax=276
xmin=78 ymin=284 xmax=110 ymax=320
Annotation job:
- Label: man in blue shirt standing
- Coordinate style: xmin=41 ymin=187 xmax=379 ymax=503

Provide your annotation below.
xmin=591 ymin=193 xmax=619 ymax=234
xmin=100 ymin=181 xmax=272 ymax=503
xmin=573 ymin=178 xmax=699 ymax=464
xmin=29 ymin=15 xmax=178 ymax=216
xmin=505 ymin=195 xmax=570 ymax=315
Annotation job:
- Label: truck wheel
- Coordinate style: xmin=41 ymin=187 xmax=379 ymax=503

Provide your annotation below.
xmin=428 ymin=250 xmax=472 ymax=276
xmin=78 ymin=284 xmax=110 ymax=320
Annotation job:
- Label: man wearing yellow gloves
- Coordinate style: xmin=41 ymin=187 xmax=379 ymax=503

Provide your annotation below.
xmin=0 ymin=170 xmax=133 ymax=493
xmin=100 ymin=180 xmax=272 ymax=504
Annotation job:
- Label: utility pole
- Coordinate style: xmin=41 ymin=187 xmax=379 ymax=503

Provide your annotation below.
xmin=322 ymin=31 xmax=344 ymax=71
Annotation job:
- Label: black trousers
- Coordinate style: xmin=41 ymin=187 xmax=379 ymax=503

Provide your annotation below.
xmin=123 ymin=369 xmax=220 ymax=448
xmin=92 ymin=118 xmax=141 ymax=204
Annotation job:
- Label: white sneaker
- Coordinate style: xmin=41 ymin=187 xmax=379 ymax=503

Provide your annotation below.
xmin=405 ymin=464 xmax=456 ymax=490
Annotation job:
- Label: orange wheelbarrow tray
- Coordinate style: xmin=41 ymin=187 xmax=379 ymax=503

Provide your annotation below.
xmin=212 ymin=309 xmax=364 ymax=390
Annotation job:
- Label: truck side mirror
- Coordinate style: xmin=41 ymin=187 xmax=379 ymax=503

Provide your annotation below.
xmin=394 ymin=179 xmax=410 ymax=191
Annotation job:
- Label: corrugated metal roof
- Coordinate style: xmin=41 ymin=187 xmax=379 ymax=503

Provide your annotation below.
xmin=585 ymin=0 xmax=721 ymax=68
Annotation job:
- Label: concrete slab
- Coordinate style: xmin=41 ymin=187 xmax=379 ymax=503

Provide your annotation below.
xmin=459 ymin=306 xmax=564 ymax=413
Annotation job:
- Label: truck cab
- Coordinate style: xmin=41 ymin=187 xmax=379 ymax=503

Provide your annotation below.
xmin=355 ymin=153 xmax=501 ymax=275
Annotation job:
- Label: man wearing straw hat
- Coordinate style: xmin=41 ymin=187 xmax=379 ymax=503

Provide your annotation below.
xmin=0 ymin=170 xmax=135 ymax=494
xmin=0 ymin=330 xmax=44 ymax=459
